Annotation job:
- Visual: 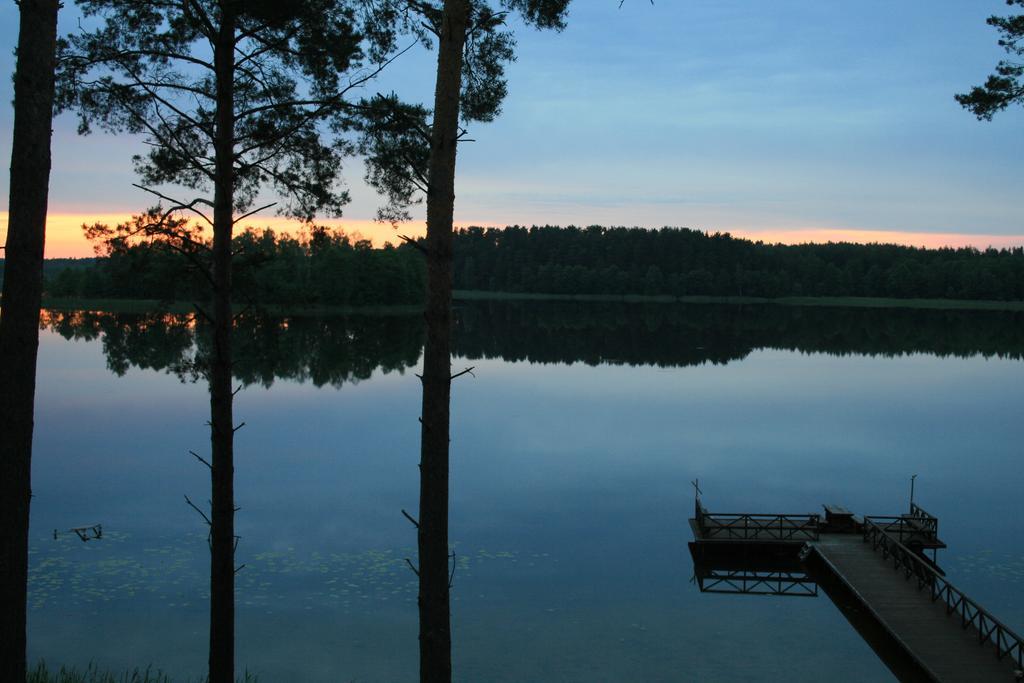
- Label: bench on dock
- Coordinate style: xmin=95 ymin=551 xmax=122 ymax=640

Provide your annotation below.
xmin=823 ymin=504 xmax=857 ymax=532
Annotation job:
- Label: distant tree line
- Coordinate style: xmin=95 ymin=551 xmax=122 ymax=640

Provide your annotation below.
xmin=43 ymin=227 xmax=426 ymax=307
xmin=453 ymin=226 xmax=1024 ymax=301
xmin=0 ymin=257 xmax=94 ymax=285
xmin=23 ymin=225 xmax=1024 ymax=306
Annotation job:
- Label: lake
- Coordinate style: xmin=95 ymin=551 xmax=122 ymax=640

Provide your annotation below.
xmin=27 ymin=301 xmax=1024 ymax=681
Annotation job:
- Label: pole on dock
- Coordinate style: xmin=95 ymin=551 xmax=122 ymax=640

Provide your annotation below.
xmin=909 ymin=474 xmax=917 ymax=512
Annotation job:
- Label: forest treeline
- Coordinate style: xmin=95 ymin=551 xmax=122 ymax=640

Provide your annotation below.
xmin=14 ymin=225 xmax=1024 ymax=305
xmin=36 ymin=227 xmax=426 ymax=306
xmin=454 ymin=226 xmax=1024 ymax=301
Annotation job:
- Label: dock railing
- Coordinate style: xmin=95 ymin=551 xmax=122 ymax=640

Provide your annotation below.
xmin=695 ymin=500 xmax=820 ymax=541
xmin=695 ymin=568 xmax=818 ymax=597
xmin=863 ymin=517 xmax=1024 ymax=669
xmin=865 ymin=514 xmax=939 ymax=546
xmin=908 ymin=502 xmax=939 ymax=536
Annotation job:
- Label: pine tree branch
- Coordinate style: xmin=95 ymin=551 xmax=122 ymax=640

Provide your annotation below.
xmin=184 ymin=494 xmax=212 ymax=526
xmin=189 ymin=450 xmax=213 ymax=469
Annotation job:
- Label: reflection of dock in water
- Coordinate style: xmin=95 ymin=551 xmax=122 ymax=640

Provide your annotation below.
xmin=688 ymin=499 xmax=1023 ymax=682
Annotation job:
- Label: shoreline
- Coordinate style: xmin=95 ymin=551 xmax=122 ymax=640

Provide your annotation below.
xmin=26 ymin=292 xmax=1024 ymax=314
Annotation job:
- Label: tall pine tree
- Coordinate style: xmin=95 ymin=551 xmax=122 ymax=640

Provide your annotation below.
xmin=59 ymin=2 xmax=399 ymax=679
xmin=359 ymin=2 xmax=570 ymax=679
xmin=0 ymin=2 xmax=60 ymax=680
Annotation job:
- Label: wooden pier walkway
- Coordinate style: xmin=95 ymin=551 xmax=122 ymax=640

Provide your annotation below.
xmin=689 ymin=500 xmax=1024 ymax=682
xmin=808 ymin=534 xmax=1018 ymax=682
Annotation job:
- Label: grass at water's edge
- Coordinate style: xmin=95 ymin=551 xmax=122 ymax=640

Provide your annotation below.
xmin=13 ymin=292 xmax=1024 ymax=314
xmin=27 ymin=661 xmax=171 ymax=683
xmin=27 ymin=661 xmax=258 ymax=683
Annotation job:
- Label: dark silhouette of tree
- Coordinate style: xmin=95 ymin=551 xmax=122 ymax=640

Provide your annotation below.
xmin=956 ymin=0 xmax=1024 ymax=119
xmin=415 ymin=5 xmax=471 ymax=678
xmin=57 ymin=3 xmax=399 ymax=680
xmin=0 ymin=2 xmax=60 ymax=680
xmin=358 ymin=1 xmax=569 ymax=678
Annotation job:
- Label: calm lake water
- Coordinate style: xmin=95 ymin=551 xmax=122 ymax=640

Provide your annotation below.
xmin=27 ymin=301 xmax=1024 ymax=682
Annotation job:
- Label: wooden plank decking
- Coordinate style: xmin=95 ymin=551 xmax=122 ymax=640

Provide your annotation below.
xmin=809 ymin=534 xmax=1020 ymax=682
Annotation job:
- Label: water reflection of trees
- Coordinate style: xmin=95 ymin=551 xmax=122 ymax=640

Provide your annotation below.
xmin=41 ymin=302 xmax=1024 ymax=383
xmin=40 ymin=310 xmax=425 ymax=388
xmin=455 ymin=302 xmax=1024 ymax=366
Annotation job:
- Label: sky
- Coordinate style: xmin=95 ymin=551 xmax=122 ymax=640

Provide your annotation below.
xmin=1 ymin=0 xmax=1022 ymax=258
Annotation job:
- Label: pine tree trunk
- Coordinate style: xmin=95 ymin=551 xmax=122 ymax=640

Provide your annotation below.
xmin=418 ymin=2 xmax=470 ymax=681
xmin=0 ymin=2 xmax=59 ymax=680
xmin=209 ymin=7 xmax=237 ymax=682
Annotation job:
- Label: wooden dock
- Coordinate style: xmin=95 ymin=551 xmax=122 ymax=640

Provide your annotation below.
xmin=688 ymin=500 xmax=1024 ymax=682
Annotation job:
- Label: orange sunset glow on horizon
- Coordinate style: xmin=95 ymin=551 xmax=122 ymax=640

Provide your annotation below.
xmin=2 ymin=211 xmax=1022 ymax=259
xmin=0 ymin=212 xmax=431 ymax=258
